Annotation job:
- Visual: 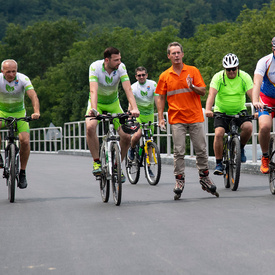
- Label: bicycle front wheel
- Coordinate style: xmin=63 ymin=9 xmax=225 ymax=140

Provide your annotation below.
xmin=7 ymin=144 xmax=16 ymax=203
xmin=144 ymin=141 xmax=161 ymax=185
xmin=268 ymin=137 xmax=275 ymax=194
xmin=229 ymin=136 xmax=241 ymax=191
xmin=111 ymin=143 xmax=122 ymax=206
xmin=99 ymin=143 xmax=110 ymax=203
xmin=223 ymin=141 xmax=230 ymax=189
xmin=125 ymin=146 xmax=140 ymax=184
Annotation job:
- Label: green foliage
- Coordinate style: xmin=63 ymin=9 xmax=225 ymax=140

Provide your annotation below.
xmin=1 ymin=0 xmax=275 ymax=127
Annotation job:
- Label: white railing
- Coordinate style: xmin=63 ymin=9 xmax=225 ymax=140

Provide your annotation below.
xmin=0 ymin=126 xmax=63 ymax=153
xmin=2 ymin=103 xmax=272 ymax=163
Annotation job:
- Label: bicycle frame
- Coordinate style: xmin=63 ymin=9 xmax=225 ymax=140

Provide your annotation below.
xmin=101 ymin=120 xmax=121 ymax=180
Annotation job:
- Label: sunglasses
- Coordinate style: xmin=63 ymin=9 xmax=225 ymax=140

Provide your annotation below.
xmin=226 ymin=67 xmax=237 ymax=72
xmin=136 ymin=74 xmax=146 ymax=77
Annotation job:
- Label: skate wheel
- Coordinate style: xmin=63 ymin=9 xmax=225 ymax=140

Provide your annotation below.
xmin=174 ymin=194 xmax=181 ymax=200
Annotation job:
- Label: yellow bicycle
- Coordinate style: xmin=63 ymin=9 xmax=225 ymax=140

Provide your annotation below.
xmin=125 ymin=121 xmax=161 ymax=185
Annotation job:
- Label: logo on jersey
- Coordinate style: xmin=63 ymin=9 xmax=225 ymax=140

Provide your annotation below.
xmin=140 ymin=90 xmax=148 ymax=96
xmin=6 ymin=85 xmax=14 ymax=92
xmin=105 ymin=76 xmax=113 ymax=84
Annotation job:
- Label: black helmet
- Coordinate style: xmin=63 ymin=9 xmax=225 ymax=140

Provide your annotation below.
xmin=121 ymin=119 xmax=140 ymax=134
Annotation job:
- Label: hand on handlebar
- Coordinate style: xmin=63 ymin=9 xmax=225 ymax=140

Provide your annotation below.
xmin=253 ymin=102 xmax=265 ymax=112
xmin=31 ymin=113 xmax=40 ymax=120
xmin=205 ymin=110 xmax=213 ymax=118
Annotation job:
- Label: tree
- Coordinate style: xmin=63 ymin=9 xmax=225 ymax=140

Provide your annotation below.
xmin=180 ymin=11 xmax=195 ymax=38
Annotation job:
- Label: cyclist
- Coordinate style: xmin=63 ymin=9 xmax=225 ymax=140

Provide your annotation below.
xmin=252 ymin=37 xmax=275 ymax=174
xmin=127 ymin=66 xmax=158 ymax=177
xmin=85 ymin=47 xmax=139 ymax=182
xmin=156 ymin=41 xmax=217 ymax=197
xmin=0 ymin=59 xmax=40 ymax=189
xmin=205 ymin=53 xmax=253 ymax=175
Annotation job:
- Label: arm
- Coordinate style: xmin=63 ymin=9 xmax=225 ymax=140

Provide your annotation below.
xmin=157 ymin=94 xmax=166 ymax=128
xmin=205 ymin=87 xmax=218 ymax=117
xmin=89 ymin=81 xmax=98 ymax=115
xmin=122 ymin=80 xmax=139 ymax=117
xmin=26 ymin=89 xmax=40 ymax=119
xmin=252 ymin=73 xmax=264 ymax=110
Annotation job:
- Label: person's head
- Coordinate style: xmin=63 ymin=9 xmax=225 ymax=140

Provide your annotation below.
xmin=135 ymin=66 xmax=148 ymax=84
xmin=103 ymin=47 xmax=121 ymax=71
xmin=222 ymin=53 xmax=239 ymax=79
xmin=167 ymin=42 xmax=184 ymax=65
xmin=1 ymin=59 xmax=17 ymax=82
xmin=271 ymin=37 xmax=275 ymax=53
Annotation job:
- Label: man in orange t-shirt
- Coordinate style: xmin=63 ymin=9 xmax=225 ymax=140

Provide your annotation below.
xmin=156 ymin=41 xmax=217 ymax=199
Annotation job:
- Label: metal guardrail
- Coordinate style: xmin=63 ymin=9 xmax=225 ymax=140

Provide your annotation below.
xmin=2 ymin=104 xmax=271 ymax=163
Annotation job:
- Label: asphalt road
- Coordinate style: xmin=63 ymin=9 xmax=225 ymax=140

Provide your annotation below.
xmin=0 ymin=153 xmax=274 ymax=275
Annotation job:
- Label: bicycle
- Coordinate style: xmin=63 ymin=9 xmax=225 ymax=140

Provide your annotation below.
xmin=261 ymin=106 xmax=275 ymax=194
xmin=213 ymin=112 xmax=255 ymax=191
xmin=0 ymin=116 xmax=34 ymax=203
xmin=88 ymin=110 xmax=139 ymax=206
xmin=125 ymin=121 xmax=161 ymax=186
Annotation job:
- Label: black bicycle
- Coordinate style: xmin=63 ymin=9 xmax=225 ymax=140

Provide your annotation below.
xmin=125 ymin=121 xmax=161 ymax=186
xmin=88 ymin=111 xmax=139 ymax=206
xmin=0 ymin=116 xmax=34 ymax=203
xmin=214 ymin=112 xmax=255 ymax=191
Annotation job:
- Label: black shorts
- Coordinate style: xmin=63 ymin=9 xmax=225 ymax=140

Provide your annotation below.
xmin=214 ymin=110 xmax=252 ymax=133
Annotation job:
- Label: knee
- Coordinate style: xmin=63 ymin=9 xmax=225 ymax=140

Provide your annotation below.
xmin=86 ymin=123 xmax=97 ymax=136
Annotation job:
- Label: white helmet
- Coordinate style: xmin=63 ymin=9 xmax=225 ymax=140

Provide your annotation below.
xmin=222 ymin=53 xmax=239 ymax=68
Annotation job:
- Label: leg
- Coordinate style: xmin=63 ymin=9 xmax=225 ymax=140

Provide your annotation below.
xmin=18 ymin=132 xmax=30 ymax=189
xmin=18 ymin=132 xmax=30 ymax=170
xmin=213 ymin=127 xmax=225 ymax=175
xmin=258 ymin=115 xmax=272 ymax=154
xmin=85 ymin=117 xmax=99 ymax=159
xmin=258 ymin=114 xmax=272 ymax=173
xmin=240 ymin=121 xmax=253 ymax=147
xmin=117 ymin=126 xmax=131 ymax=162
xmin=213 ymin=127 xmax=225 ymax=160
xmin=171 ymin=124 xmax=187 ymax=199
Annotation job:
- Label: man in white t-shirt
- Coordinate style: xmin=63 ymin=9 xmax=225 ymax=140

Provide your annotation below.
xmin=127 ymin=66 xmax=158 ymax=177
xmin=85 ymin=47 xmax=139 ymax=181
xmin=0 ymin=59 xmax=40 ymax=188
xmin=252 ymin=37 xmax=275 ymax=174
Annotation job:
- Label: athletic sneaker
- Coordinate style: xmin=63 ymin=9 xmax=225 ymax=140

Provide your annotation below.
xmin=214 ymin=163 xmax=224 ymax=175
xmin=93 ymin=161 xmax=102 ymax=176
xmin=260 ymin=156 xmax=269 ymax=174
xmin=128 ymin=147 xmax=135 ymax=161
xmin=173 ymin=178 xmax=185 ymax=194
xmin=18 ymin=172 xmax=28 ymax=189
xmin=114 ymin=166 xmax=126 ymax=183
xmin=241 ymin=148 xmax=247 ymax=163
xmin=148 ymin=167 xmax=154 ymax=177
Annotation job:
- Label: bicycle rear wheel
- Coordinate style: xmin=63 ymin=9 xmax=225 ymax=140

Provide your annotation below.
xmin=229 ymin=136 xmax=241 ymax=191
xmin=7 ymin=144 xmax=16 ymax=203
xmin=125 ymin=146 xmax=140 ymax=184
xmin=268 ymin=137 xmax=275 ymax=194
xmin=144 ymin=141 xmax=161 ymax=185
xmin=111 ymin=143 xmax=122 ymax=206
xmin=99 ymin=143 xmax=110 ymax=203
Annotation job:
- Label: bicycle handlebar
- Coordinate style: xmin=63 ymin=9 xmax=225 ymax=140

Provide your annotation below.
xmin=213 ymin=112 xmax=255 ymax=120
xmin=261 ymin=106 xmax=275 ymax=113
xmin=0 ymin=116 xmax=36 ymax=123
